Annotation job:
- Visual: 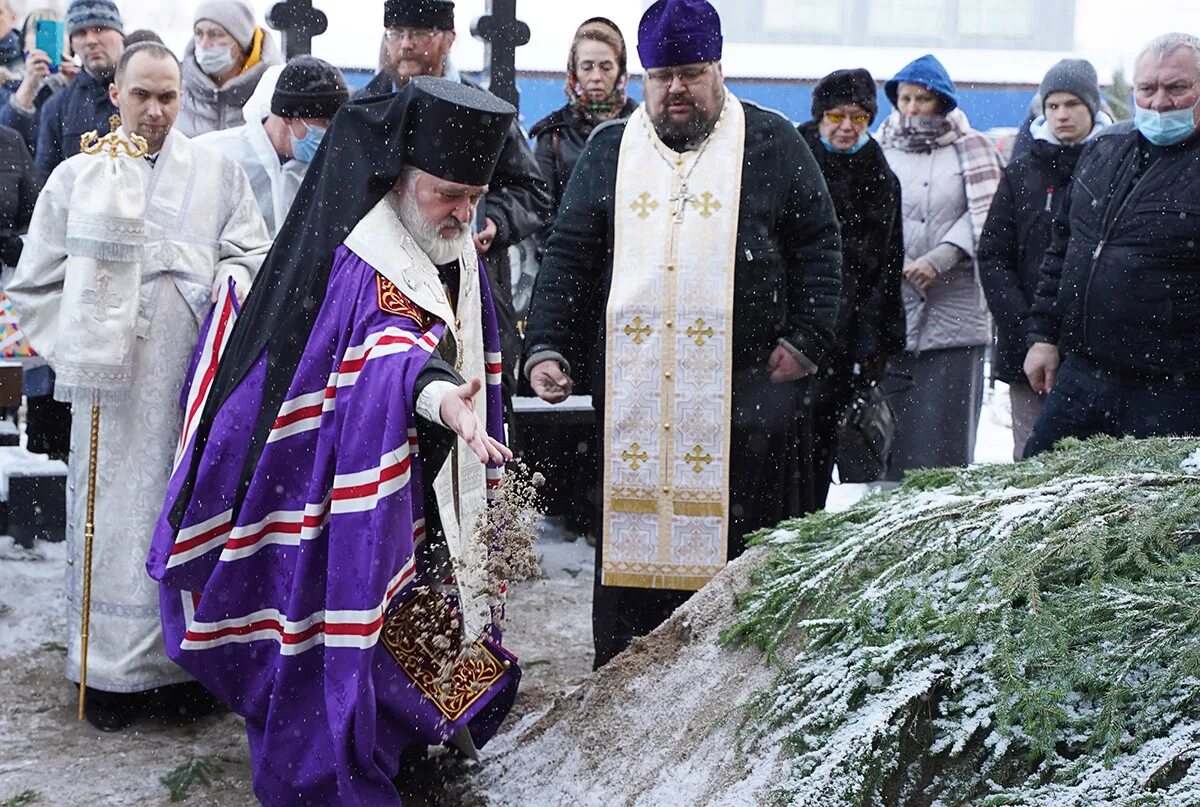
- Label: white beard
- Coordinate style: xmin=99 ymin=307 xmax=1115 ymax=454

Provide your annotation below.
xmin=396 ymin=188 xmax=472 ymax=265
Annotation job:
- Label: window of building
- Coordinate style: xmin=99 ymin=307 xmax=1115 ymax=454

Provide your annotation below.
xmin=761 ymin=0 xmax=842 ymax=35
xmin=958 ymin=0 xmax=1036 ymax=38
xmin=866 ymin=0 xmax=949 ymax=38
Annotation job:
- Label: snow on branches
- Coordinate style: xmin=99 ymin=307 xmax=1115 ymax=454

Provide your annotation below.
xmin=724 ymin=436 xmax=1200 ymax=805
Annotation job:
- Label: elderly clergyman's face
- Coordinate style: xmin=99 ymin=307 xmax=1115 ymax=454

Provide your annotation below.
xmin=393 ymin=168 xmax=486 ymax=264
xmin=643 ymin=60 xmax=726 ymax=148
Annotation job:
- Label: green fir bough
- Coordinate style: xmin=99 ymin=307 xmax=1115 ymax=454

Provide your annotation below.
xmin=724 ymin=437 xmax=1200 ymax=805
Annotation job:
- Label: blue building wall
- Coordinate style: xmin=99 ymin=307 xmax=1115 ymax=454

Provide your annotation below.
xmin=344 ymin=69 xmax=1034 ymax=133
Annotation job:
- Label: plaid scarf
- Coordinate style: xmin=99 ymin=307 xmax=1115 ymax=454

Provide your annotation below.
xmin=879 ymin=108 xmax=1005 ymax=251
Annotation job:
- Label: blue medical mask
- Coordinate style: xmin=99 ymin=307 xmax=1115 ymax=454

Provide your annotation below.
xmin=1133 ymin=101 xmax=1199 ymax=146
xmin=821 ymin=130 xmax=870 ymax=155
xmin=290 ymin=122 xmax=327 ymax=164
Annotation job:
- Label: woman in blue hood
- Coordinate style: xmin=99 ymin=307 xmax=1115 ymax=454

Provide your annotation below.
xmin=877 ymin=54 xmax=1004 ymax=478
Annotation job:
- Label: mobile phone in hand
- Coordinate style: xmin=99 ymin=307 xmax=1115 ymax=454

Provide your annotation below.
xmin=35 ymin=19 xmax=65 ymax=73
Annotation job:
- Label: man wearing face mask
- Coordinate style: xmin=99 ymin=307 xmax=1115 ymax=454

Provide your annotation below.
xmin=177 ymin=0 xmax=282 ymax=138
xmin=1023 ymin=33 xmax=1200 ymax=455
xmin=198 ymin=56 xmax=348 ymax=237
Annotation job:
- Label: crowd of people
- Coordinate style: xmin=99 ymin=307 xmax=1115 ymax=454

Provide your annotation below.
xmin=0 ymin=0 xmax=1198 ymax=802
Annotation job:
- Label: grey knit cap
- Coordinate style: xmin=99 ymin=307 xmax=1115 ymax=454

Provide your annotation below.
xmin=1039 ymin=59 xmax=1101 ymax=122
xmin=194 ymin=0 xmax=257 ymax=51
xmin=66 ymin=0 xmax=125 ymax=38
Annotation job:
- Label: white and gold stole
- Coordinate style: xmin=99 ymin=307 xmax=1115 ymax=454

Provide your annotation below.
xmin=602 ymin=93 xmax=746 ymax=591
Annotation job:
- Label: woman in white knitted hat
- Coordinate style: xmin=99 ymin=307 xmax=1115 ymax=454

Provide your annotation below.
xmin=177 ymin=0 xmax=282 ymax=137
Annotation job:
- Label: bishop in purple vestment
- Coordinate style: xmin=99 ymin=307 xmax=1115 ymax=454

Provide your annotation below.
xmin=146 ymin=77 xmax=521 ymax=805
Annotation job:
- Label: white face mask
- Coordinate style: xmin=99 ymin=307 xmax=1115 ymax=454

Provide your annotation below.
xmin=195 ymin=44 xmax=235 ymax=77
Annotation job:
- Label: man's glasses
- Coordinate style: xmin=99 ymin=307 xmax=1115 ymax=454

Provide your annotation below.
xmin=825 ymin=111 xmax=871 ymax=126
xmin=645 ymin=64 xmax=712 ymax=87
xmin=384 ymin=28 xmax=441 ymax=44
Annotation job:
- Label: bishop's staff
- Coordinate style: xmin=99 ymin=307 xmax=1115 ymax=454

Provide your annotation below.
xmin=68 ymin=116 xmax=149 ymax=720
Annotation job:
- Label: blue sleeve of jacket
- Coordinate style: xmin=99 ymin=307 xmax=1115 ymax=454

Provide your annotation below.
xmin=34 ymin=90 xmax=66 ymax=182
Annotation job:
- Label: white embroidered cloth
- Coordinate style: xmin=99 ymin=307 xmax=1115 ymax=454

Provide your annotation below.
xmin=55 ymin=145 xmax=147 ymax=404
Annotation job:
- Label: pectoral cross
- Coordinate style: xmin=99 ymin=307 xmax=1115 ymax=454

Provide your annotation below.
xmin=670 ymin=182 xmax=697 ymax=224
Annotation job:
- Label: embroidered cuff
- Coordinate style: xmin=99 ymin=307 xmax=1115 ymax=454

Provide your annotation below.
xmin=778 ymin=339 xmax=819 ymax=375
xmin=523 ymin=349 xmax=571 ymax=380
xmin=416 ymin=380 xmax=460 ymax=428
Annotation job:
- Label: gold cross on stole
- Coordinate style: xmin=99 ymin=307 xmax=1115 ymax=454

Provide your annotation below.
xmin=685 ymin=446 xmax=714 ymax=473
xmin=622 ymin=443 xmax=649 ymax=470
xmin=631 ymin=192 xmax=659 ymax=219
xmin=623 ymin=316 xmax=652 ymax=345
xmin=687 ymin=318 xmax=715 ymax=346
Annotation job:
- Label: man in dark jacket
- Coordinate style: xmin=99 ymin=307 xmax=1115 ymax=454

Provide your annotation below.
xmin=1023 ymin=34 xmax=1200 ymax=456
xmin=978 ymin=59 xmax=1105 ymax=459
xmin=797 ymin=68 xmax=904 ymax=508
xmin=525 ymin=0 xmax=842 ymax=668
xmin=32 ymin=0 xmax=124 ymax=180
xmin=353 ymin=0 xmax=550 ymax=414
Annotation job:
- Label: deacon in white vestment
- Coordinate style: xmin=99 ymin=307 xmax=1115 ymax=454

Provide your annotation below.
xmin=6 ymin=42 xmax=269 ymax=729
xmin=197 ymin=58 xmax=349 ymax=237
xmin=524 ymin=0 xmax=843 ymax=668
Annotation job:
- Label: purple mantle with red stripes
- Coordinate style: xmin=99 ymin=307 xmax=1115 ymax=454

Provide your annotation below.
xmin=147 ymin=246 xmax=518 ymax=805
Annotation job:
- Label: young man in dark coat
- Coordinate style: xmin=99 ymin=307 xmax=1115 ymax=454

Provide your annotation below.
xmin=1023 ymin=34 xmax=1200 ymax=455
xmin=353 ymin=0 xmax=551 ymax=416
xmin=978 ymin=59 xmax=1105 ymax=459
xmin=525 ymin=0 xmax=841 ymax=669
xmin=797 ymin=68 xmax=904 ymax=508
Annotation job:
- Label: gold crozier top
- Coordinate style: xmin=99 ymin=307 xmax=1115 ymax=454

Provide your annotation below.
xmin=80 ymin=114 xmax=149 ymax=159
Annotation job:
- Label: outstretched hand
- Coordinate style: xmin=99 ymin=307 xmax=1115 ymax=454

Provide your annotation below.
xmin=439 ymin=378 xmax=513 ymax=464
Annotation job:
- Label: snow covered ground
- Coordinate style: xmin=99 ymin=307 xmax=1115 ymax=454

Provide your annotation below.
xmin=0 ymin=389 xmax=1015 ymax=804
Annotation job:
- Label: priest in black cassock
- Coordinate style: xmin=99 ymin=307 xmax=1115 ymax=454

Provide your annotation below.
xmin=524 ymin=0 xmax=843 ymax=668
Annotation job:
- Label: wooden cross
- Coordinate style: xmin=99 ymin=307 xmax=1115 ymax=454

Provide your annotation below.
xmin=687 ymin=318 xmax=715 ymax=346
xmin=470 ymin=0 xmax=530 ymax=109
xmin=684 ymin=446 xmax=714 ymax=473
xmin=631 ymin=192 xmax=659 ymax=219
xmin=266 ymin=0 xmax=328 ymax=60
xmin=692 ymin=192 xmax=722 ymax=219
xmin=621 ymin=443 xmax=649 ymax=470
xmin=623 ymin=316 xmax=652 ymax=345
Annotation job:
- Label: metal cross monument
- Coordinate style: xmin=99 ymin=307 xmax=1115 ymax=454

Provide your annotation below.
xmin=471 ymin=0 xmax=530 ymax=110
xmin=267 ymin=0 xmax=329 ymax=61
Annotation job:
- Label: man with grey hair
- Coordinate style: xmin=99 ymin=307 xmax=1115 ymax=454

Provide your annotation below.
xmin=1022 ymin=32 xmax=1200 ymax=456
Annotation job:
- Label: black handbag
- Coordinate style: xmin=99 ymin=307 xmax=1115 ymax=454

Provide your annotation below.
xmin=836 ymin=381 xmax=898 ymax=484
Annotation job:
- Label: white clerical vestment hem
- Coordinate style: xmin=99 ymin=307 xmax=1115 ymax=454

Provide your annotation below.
xmin=602 ymin=95 xmax=746 ymax=591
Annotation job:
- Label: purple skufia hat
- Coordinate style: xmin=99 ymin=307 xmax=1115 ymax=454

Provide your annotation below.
xmin=637 ymin=0 xmax=723 ymax=70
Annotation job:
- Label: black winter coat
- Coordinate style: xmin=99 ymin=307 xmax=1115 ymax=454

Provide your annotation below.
xmin=525 ymin=101 xmax=843 ymax=387
xmin=978 ymin=137 xmax=1084 ymax=382
xmin=0 ymin=124 xmax=39 ymax=268
xmin=1027 ymin=122 xmax=1200 ymax=384
xmin=33 ymin=69 xmax=117 ymax=181
xmin=797 ymin=122 xmax=904 ymax=365
xmin=530 ymin=100 xmax=639 ymax=240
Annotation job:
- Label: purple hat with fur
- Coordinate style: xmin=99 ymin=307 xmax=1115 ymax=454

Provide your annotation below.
xmin=636 ymin=0 xmax=722 ymax=70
